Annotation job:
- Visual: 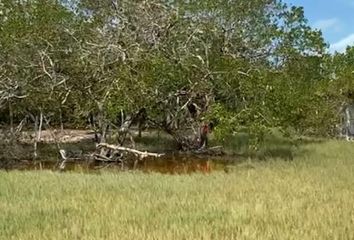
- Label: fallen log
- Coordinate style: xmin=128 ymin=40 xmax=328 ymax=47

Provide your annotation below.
xmin=97 ymin=143 xmax=164 ymax=159
xmin=59 ymin=144 xmax=164 ymax=170
xmin=94 ymin=153 xmax=122 ymax=162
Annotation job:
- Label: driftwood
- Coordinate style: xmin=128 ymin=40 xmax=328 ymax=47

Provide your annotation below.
xmin=58 ymin=149 xmax=87 ymax=170
xmin=97 ymin=143 xmax=164 ymax=159
xmin=93 ymin=153 xmax=122 ymax=162
xmin=58 ymin=143 xmax=163 ymax=170
xmin=59 ymin=149 xmax=68 ymax=170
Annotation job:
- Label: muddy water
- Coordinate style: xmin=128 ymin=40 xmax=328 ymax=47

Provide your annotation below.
xmin=0 ymin=140 xmax=241 ymax=174
xmin=137 ymin=155 xmax=235 ymax=174
xmin=0 ymin=154 xmax=240 ymax=174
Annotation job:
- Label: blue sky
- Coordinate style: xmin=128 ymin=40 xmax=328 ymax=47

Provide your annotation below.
xmin=284 ymin=0 xmax=354 ymax=53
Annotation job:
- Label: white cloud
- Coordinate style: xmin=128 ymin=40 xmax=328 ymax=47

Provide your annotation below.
xmin=330 ymin=33 xmax=354 ymax=53
xmin=313 ymin=18 xmax=341 ymax=32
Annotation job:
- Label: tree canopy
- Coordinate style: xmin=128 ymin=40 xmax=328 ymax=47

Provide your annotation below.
xmin=0 ymin=0 xmax=351 ymax=148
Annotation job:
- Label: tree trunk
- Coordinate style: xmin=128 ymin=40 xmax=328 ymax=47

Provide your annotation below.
xmin=97 ymin=109 xmax=106 ymax=144
xmin=9 ymin=101 xmax=14 ymax=135
xmin=138 ymin=122 xmax=142 ymax=138
xmin=33 ymin=111 xmax=43 ymax=159
xmin=59 ymin=108 xmax=64 ymax=133
xmin=33 ymin=115 xmax=38 ymax=159
xmin=96 ymin=103 xmax=108 ymax=156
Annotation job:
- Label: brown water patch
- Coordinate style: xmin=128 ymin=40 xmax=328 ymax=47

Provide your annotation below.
xmin=0 ymin=154 xmax=240 ymax=174
xmin=136 ymin=155 xmax=233 ymax=174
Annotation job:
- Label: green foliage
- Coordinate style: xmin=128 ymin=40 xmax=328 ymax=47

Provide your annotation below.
xmin=0 ymin=0 xmax=350 ymax=147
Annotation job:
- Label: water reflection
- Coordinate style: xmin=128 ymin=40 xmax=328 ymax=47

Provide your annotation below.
xmin=0 ymin=154 xmax=238 ymax=174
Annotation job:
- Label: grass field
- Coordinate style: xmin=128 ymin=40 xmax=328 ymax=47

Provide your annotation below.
xmin=1 ymin=140 xmax=354 ymax=239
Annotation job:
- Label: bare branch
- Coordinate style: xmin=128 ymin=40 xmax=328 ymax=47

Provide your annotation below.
xmin=97 ymin=143 xmax=164 ymax=159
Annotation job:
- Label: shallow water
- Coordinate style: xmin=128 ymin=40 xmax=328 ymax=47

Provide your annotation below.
xmin=136 ymin=155 xmax=235 ymax=174
xmin=0 ymin=154 xmax=239 ymax=174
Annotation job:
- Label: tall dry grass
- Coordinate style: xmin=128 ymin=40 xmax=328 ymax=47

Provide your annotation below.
xmin=0 ymin=140 xmax=354 ymax=239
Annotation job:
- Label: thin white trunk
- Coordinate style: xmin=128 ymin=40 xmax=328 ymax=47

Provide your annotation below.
xmin=33 ymin=115 xmax=38 ymax=159
xmin=38 ymin=111 xmax=43 ymax=142
xmin=121 ymin=109 xmax=124 ymax=128
xmin=33 ymin=111 xmax=43 ymax=159
xmin=346 ymin=107 xmax=351 ymax=141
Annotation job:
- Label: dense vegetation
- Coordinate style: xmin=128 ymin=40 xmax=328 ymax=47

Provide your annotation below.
xmin=1 ymin=2 xmax=354 ymax=239
xmin=1 ymin=140 xmax=354 ymax=239
xmin=0 ymin=0 xmax=354 ymax=149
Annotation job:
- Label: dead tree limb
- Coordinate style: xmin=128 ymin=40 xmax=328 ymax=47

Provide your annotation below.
xmin=97 ymin=143 xmax=164 ymax=159
xmin=93 ymin=153 xmax=122 ymax=162
xmin=59 ymin=149 xmax=67 ymax=170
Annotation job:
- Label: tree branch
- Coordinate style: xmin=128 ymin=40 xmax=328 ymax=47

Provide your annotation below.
xmin=97 ymin=143 xmax=164 ymax=159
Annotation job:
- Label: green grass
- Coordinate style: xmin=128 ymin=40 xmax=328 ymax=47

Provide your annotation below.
xmin=212 ymin=131 xmax=298 ymax=159
xmin=1 ymin=140 xmax=354 ymax=239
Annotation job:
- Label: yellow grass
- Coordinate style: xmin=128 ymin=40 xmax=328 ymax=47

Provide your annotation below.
xmin=1 ymin=140 xmax=354 ymax=239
